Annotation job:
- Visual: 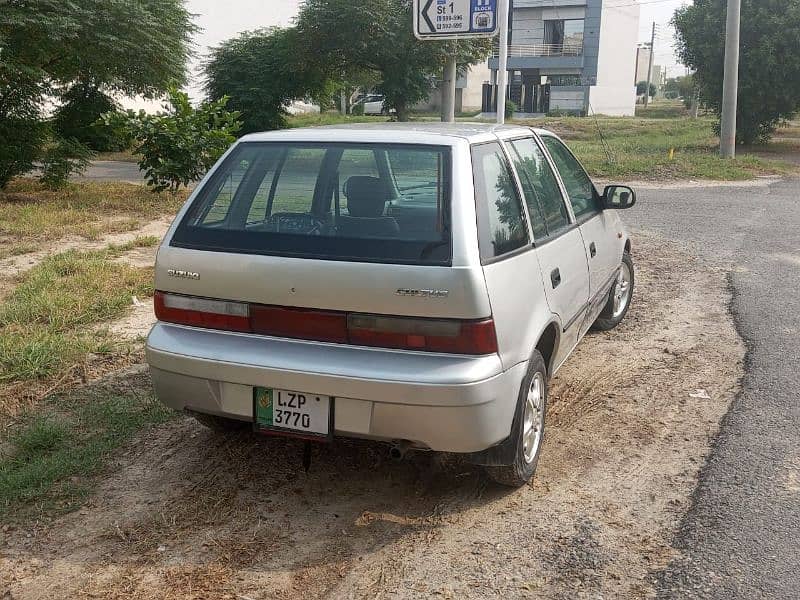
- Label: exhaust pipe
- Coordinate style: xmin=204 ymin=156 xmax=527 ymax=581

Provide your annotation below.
xmin=389 ymin=440 xmax=412 ymax=461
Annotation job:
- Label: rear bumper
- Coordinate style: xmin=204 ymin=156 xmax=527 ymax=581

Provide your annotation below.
xmin=146 ymin=323 xmax=526 ymax=453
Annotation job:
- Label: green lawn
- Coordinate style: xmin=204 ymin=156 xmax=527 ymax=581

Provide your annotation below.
xmin=285 ymin=106 xmax=797 ymax=182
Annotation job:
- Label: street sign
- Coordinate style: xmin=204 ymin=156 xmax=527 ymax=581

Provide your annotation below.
xmin=413 ymin=0 xmax=498 ymax=40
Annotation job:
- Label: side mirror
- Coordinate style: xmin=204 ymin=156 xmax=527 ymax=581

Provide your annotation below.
xmin=602 ymin=185 xmax=637 ymax=210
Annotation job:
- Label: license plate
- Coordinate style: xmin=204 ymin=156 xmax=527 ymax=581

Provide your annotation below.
xmin=254 ymin=387 xmax=331 ymax=437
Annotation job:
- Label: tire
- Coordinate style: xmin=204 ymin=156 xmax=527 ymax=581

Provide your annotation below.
xmin=191 ymin=412 xmax=251 ymax=433
xmin=485 ymin=350 xmax=548 ymax=487
xmin=592 ymin=251 xmax=634 ymax=331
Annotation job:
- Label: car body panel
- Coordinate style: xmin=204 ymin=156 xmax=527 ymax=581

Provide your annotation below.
xmin=146 ymin=123 xmax=631 ymax=455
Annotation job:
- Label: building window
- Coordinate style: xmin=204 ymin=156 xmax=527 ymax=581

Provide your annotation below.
xmin=543 ymin=74 xmax=583 ymax=87
xmin=543 ymin=19 xmax=584 ymax=54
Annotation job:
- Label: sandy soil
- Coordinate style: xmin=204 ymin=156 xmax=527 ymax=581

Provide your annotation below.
xmin=0 ymin=232 xmax=744 ymax=599
xmin=0 ymin=216 xmax=172 ymax=281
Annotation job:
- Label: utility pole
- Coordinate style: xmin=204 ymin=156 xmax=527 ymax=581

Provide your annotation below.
xmin=644 ymin=22 xmax=656 ymax=108
xmin=720 ymin=0 xmax=741 ymax=158
xmin=441 ymin=56 xmax=457 ymax=123
xmin=496 ymin=0 xmax=510 ymax=124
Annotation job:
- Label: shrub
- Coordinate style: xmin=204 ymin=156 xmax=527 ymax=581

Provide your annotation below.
xmin=39 ymin=139 xmax=95 ymax=190
xmin=104 ymin=87 xmax=242 ymax=193
xmin=505 ymin=100 xmax=517 ymax=119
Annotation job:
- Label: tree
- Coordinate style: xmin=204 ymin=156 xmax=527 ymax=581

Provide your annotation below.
xmin=0 ymin=0 xmax=196 ymax=186
xmin=295 ymin=0 xmax=492 ymax=121
xmin=52 ymin=82 xmax=128 ymax=152
xmin=104 ymin=88 xmax=242 ymax=193
xmin=674 ymin=0 xmax=800 ymax=144
xmin=0 ymin=68 xmax=46 ymax=189
xmin=204 ymin=28 xmax=333 ymax=134
xmin=0 ymin=0 xmax=196 ymax=96
xmin=636 ymin=81 xmax=657 ymax=98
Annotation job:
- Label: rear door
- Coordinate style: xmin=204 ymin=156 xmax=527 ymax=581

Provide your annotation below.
xmin=505 ymin=136 xmax=589 ymax=364
xmin=540 ymin=135 xmax=620 ymax=320
xmin=470 ymin=141 xmax=542 ymax=368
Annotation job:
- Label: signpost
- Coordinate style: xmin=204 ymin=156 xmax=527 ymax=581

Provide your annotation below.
xmin=413 ymin=0 xmax=498 ymax=40
xmin=413 ymin=0 xmax=504 ymax=124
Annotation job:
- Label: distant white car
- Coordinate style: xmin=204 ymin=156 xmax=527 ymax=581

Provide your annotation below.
xmin=285 ymin=100 xmax=320 ymax=116
xmin=353 ymin=94 xmax=390 ymax=115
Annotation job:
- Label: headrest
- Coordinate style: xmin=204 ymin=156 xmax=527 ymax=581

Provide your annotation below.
xmin=344 ymin=176 xmax=390 ymax=218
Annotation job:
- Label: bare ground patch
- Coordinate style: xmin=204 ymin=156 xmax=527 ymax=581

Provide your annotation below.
xmin=0 ymin=232 xmax=743 ymax=599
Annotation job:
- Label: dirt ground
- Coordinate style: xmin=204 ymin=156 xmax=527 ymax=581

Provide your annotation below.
xmin=0 ymin=231 xmax=743 ymax=599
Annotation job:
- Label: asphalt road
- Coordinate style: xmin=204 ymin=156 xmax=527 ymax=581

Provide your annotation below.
xmin=625 ymin=178 xmax=800 ymax=599
xmin=74 ymin=160 xmax=145 ymax=184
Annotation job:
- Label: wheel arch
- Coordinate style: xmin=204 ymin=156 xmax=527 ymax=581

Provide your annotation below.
xmin=535 ymin=320 xmax=560 ymax=376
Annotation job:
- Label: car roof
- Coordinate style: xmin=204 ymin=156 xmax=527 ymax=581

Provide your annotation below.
xmin=240 ymin=122 xmax=555 ymax=146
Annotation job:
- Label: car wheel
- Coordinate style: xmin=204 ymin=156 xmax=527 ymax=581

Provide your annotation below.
xmin=485 ymin=351 xmax=547 ymax=487
xmin=592 ymin=251 xmax=634 ymax=331
xmin=191 ymin=412 xmax=251 ymax=432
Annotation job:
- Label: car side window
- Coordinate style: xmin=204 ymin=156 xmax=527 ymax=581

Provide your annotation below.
xmin=542 ymin=136 xmax=599 ymax=219
xmin=471 ymin=142 xmax=529 ymax=260
xmin=508 ymin=137 xmax=571 ymax=239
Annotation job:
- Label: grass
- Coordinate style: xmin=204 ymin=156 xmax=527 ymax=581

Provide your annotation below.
xmin=517 ymin=113 xmax=796 ymax=181
xmin=0 ymin=180 xmax=187 ymax=242
xmin=0 ymin=245 xmax=154 ymax=383
xmin=0 ymin=383 xmax=173 ymax=521
xmin=284 ymin=105 xmax=797 ymax=181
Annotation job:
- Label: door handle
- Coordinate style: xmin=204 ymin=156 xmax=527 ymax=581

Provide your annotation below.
xmin=551 ymin=268 xmax=561 ymax=289
xmin=589 ymin=242 xmax=597 ymax=258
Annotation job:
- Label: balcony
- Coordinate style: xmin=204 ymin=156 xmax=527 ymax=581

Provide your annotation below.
xmin=491 ymin=43 xmax=583 ymax=58
xmin=488 ymin=43 xmax=584 ymax=71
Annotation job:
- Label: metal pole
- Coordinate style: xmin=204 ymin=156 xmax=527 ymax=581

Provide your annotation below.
xmin=442 ymin=55 xmax=457 ymax=123
xmin=644 ymin=22 xmax=656 ymax=108
xmin=496 ymin=0 xmax=510 ymax=124
xmin=720 ymin=0 xmax=741 ymax=158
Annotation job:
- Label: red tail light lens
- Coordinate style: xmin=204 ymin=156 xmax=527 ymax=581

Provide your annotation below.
xmin=348 ymin=314 xmax=497 ymax=354
xmin=250 ymin=305 xmax=348 ymax=343
xmin=155 ymin=292 xmax=498 ymax=355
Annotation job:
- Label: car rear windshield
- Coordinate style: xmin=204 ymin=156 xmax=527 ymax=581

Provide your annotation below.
xmin=171 ymin=142 xmax=452 ymax=265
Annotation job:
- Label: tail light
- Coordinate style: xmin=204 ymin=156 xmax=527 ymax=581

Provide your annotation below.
xmin=154 ymin=291 xmax=498 ymax=355
xmin=154 ymin=292 xmax=250 ymax=332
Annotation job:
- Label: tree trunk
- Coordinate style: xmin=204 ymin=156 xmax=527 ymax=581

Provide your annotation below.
xmin=395 ymin=100 xmax=409 ymax=122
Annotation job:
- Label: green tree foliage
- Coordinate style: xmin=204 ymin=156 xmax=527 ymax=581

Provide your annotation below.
xmin=0 ymin=68 xmax=46 ymax=189
xmin=52 ymin=83 xmax=129 ymax=152
xmin=204 ymin=28 xmax=333 ymax=134
xmin=636 ymin=81 xmax=657 ymax=98
xmin=0 ymin=0 xmax=196 ymax=95
xmin=104 ymin=88 xmax=242 ymax=193
xmin=39 ymin=138 xmax=96 ymax=190
xmin=295 ymin=0 xmax=493 ymax=121
xmin=0 ymin=0 xmax=196 ymax=186
xmin=674 ymin=0 xmax=800 ymax=144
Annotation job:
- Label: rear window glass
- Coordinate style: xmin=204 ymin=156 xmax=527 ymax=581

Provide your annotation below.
xmin=172 ymin=142 xmax=452 ymax=265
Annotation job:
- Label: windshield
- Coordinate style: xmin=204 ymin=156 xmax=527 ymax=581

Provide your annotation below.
xmin=171 ymin=142 xmax=452 ymax=265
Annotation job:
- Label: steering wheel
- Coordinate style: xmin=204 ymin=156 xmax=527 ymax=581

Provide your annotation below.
xmin=269 ymin=212 xmax=326 ymax=235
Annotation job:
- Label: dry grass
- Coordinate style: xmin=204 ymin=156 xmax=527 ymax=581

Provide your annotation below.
xmin=0 ymin=246 xmax=154 ymax=390
xmin=0 ymin=180 xmax=186 ymax=242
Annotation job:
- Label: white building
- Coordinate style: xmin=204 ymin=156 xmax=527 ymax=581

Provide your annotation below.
xmin=483 ymin=0 xmax=640 ymax=116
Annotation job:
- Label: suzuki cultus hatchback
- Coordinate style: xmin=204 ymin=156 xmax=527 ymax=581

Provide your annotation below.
xmin=146 ymin=123 xmax=636 ymax=486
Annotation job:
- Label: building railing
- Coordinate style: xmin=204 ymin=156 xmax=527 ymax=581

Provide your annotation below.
xmin=492 ymin=43 xmax=584 ymax=58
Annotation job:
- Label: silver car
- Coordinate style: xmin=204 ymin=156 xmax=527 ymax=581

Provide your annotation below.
xmin=146 ymin=123 xmax=636 ymax=486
